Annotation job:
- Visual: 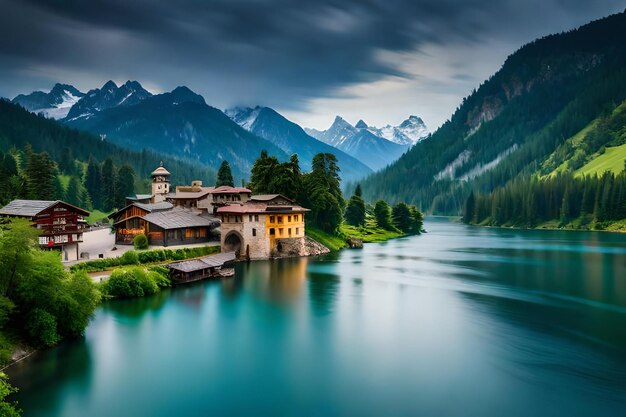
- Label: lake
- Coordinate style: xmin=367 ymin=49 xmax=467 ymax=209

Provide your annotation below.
xmin=8 ymin=217 xmax=626 ymax=416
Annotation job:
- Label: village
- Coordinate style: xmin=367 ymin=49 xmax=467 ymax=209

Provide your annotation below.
xmin=0 ymin=162 xmax=328 ymax=284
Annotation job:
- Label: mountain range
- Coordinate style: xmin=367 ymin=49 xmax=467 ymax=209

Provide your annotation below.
xmin=306 ymin=115 xmax=427 ymax=171
xmin=11 ymin=80 xmax=426 ymax=182
xmin=225 ymin=106 xmax=372 ymax=177
xmin=360 ymin=9 xmax=626 ymax=213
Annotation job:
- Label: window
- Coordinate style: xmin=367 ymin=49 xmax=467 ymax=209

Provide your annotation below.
xmin=288 ymin=215 xmax=292 ymax=222
xmin=252 ymin=228 xmax=257 ymax=237
xmin=270 ymin=228 xmax=275 ymax=235
xmin=278 ymin=216 xmax=283 ymax=224
xmin=288 ymin=228 xmax=292 ymax=237
xmin=279 ymin=228 xmax=283 ymax=236
xmin=270 ymin=216 xmax=275 ymax=223
xmin=294 ymin=215 xmax=299 ymax=221
xmin=185 ymin=228 xmax=194 ymax=238
xmin=296 ymin=227 xmax=299 ymax=235
xmin=255 ymin=215 xmax=259 ymax=221
xmin=249 ymin=215 xmax=253 ymax=222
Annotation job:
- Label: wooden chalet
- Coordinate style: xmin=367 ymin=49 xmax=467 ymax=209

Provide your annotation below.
xmin=109 ymin=202 xmax=173 ymax=244
xmin=167 ymin=251 xmax=236 ymax=283
xmin=0 ymin=199 xmax=89 ymax=261
xmin=141 ymin=209 xmax=219 ymax=246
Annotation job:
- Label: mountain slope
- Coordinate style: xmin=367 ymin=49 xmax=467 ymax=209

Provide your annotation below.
xmin=0 ymin=99 xmax=216 ymax=186
xmin=12 ymin=83 xmax=84 ymax=119
xmin=64 ymin=87 xmax=289 ymax=179
xmin=360 ymin=10 xmax=626 ymax=212
xmin=307 ymin=116 xmax=409 ymax=171
xmin=226 ymin=106 xmax=373 ymax=182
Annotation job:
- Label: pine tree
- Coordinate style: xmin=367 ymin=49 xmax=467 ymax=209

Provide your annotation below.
xmin=392 ymin=202 xmax=413 ymax=232
xmin=24 ymin=149 xmax=57 ymax=200
xmin=374 ymin=200 xmax=394 ymax=231
xmin=304 ymin=153 xmax=345 ymax=232
xmin=85 ymin=157 xmax=102 ymax=209
xmin=59 ymin=147 xmax=75 ymax=175
xmin=345 ymin=184 xmax=366 ymax=226
xmin=101 ymin=158 xmax=116 ymax=211
xmin=216 ymin=160 xmax=234 ymax=187
xmin=409 ymin=205 xmax=424 ymax=234
xmin=249 ymin=151 xmax=280 ymax=194
xmin=65 ymin=177 xmax=83 ymax=207
xmin=115 ymin=165 xmax=136 ymax=208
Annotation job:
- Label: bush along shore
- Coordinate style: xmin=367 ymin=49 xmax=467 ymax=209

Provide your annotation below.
xmin=0 ymin=219 xmax=102 ymax=415
xmin=70 ymin=245 xmax=220 ymax=273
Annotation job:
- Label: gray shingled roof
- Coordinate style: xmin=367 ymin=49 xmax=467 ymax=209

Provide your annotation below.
xmin=127 ymin=194 xmax=152 ymax=201
xmin=0 ymin=200 xmax=56 ymax=217
xmin=168 ymin=252 xmax=236 ymax=272
xmin=143 ymin=209 xmax=218 ymax=230
xmin=0 ymin=199 xmax=89 ymax=217
xmin=134 ymin=202 xmax=173 ymax=212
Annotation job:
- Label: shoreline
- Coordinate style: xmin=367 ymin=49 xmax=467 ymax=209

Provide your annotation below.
xmin=462 ymin=220 xmax=626 ymax=234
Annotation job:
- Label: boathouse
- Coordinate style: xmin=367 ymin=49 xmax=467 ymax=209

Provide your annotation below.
xmin=167 ymin=251 xmax=236 ymax=283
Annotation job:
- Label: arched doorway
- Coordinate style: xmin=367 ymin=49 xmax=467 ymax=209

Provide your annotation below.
xmin=223 ymin=231 xmax=243 ymax=257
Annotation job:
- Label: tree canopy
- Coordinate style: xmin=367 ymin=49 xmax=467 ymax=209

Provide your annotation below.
xmin=216 ymin=160 xmax=234 ymax=187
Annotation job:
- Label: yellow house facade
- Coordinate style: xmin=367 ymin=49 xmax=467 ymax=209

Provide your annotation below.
xmin=217 ymin=194 xmax=309 ymax=259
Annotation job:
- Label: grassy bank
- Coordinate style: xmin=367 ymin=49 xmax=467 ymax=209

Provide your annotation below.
xmin=306 ymin=228 xmax=348 ymax=251
xmin=340 ymin=222 xmax=404 ymax=243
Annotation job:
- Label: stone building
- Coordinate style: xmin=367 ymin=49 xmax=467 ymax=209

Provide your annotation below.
xmin=217 ymin=194 xmax=309 ymax=259
xmin=167 ymin=182 xmax=251 ymax=214
xmin=0 ymin=199 xmax=89 ymax=262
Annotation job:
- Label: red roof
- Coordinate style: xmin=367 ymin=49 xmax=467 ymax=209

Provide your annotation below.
xmin=212 ymin=186 xmax=251 ymax=194
xmin=217 ymin=202 xmax=308 ymax=214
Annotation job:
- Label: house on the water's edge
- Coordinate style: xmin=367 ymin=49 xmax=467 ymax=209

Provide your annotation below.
xmin=0 ymin=199 xmax=89 ymax=261
xmin=112 ymin=162 xmax=316 ymax=259
xmin=217 ymin=194 xmax=309 ymax=259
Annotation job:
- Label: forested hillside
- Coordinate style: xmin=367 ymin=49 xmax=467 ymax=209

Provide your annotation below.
xmin=0 ymin=100 xmax=215 ymax=213
xmin=360 ymin=11 xmax=626 ymax=214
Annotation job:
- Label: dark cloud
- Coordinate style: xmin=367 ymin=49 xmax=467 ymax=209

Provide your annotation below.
xmin=0 ymin=0 xmax=624 ymax=126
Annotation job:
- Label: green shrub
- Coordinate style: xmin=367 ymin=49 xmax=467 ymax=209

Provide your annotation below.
xmin=27 ymin=308 xmax=60 ymax=346
xmin=133 ymin=234 xmax=149 ymax=250
xmin=104 ymin=268 xmax=144 ymax=298
xmin=102 ymin=266 xmax=171 ymax=298
xmin=147 ymin=270 xmax=171 ymax=288
xmin=120 ymin=250 xmax=140 ymax=265
xmin=71 ymin=245 xmax=220 ymax=273
xmin=0 ymin=372 xmax=21 ymax=417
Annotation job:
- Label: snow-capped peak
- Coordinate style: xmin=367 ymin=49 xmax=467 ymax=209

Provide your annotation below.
xmin=355 ymin=119 xmax=368 ymax=129
xmin=11 ymin=83 xmax=85 ymax=120
xmin=225 ymin=106 xmax=262 ymax=131
xmin=366 ymin=115 xmax=429 ymax=146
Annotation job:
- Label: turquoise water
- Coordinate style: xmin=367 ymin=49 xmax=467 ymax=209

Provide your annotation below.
xmin=8 ymin=218 xmax=626 ymax=416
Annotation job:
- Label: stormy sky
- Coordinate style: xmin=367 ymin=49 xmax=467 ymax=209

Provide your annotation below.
xmin=0 ymin=0 xmax=624 ymax=130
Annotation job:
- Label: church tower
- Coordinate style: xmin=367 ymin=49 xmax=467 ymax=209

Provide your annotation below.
xmin=151 ymin=162 xmax=171 ymax=203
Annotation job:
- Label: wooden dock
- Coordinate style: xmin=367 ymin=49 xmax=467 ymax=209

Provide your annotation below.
xmin=166 ymin=251 xmax=236 ymax=284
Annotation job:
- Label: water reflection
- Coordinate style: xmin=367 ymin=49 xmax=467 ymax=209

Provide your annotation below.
xmin=7 ymin=217 xmax=626 ymax=417
xmin=242 ymin=257 xmax=308 ymax=304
